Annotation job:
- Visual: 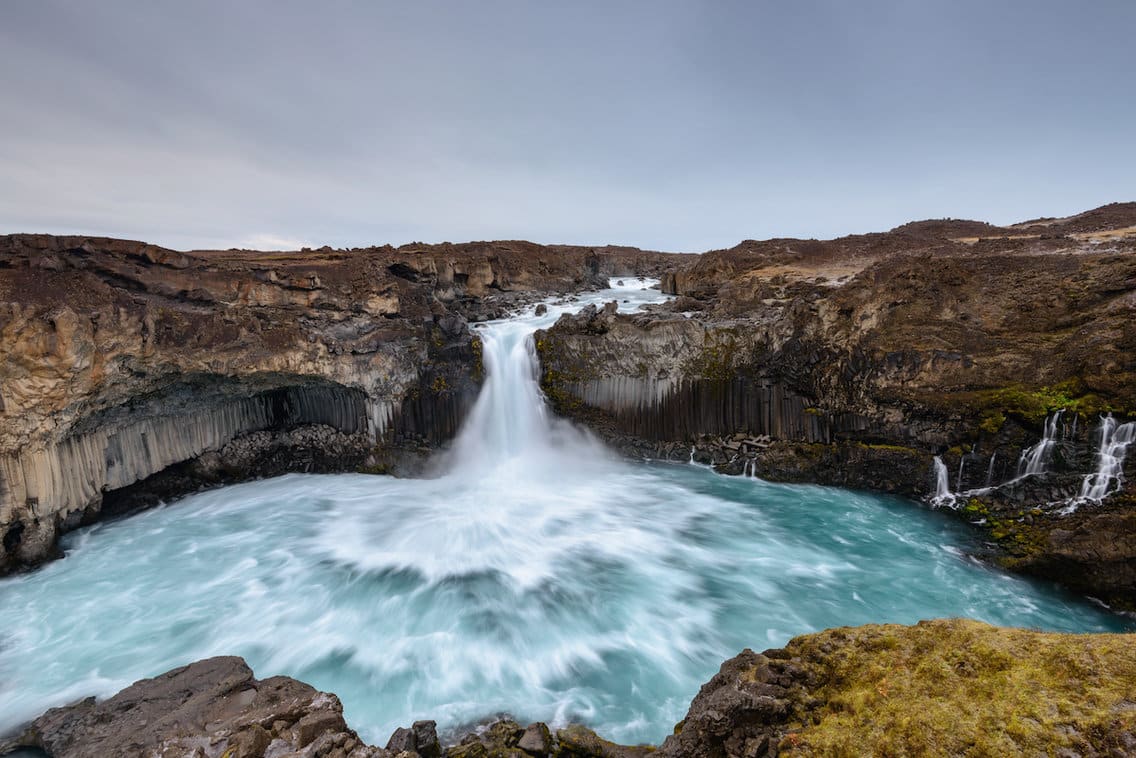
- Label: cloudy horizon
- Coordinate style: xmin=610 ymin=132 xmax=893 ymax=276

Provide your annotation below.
xmin=1 ymin=0 xmax=1133 ymax=253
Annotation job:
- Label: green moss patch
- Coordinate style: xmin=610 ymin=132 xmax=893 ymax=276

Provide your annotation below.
xmin=782 ymin=619 xmax=1136 ymax=756
xmin=974 ymin=381 xmax=1119 ymax=424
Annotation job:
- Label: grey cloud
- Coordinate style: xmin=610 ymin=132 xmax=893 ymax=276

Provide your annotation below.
xmin=1 ymin=0 xmax=1133 ymax=252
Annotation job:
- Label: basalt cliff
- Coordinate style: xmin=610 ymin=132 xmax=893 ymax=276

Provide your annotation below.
xmin=0 ymin=234 xmax=683 ymax=573
xmin=3 ymin=205 xmax=1136 ymax=609
xmin=3 ymin=208 xmax=1136 ymax=758
xmin=536 ymin=203 xmax=1136 ymax=607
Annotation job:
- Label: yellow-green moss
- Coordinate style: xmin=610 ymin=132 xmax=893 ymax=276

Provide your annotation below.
xmin=854 ymin=442 xmax=921 ymax=455
xmin=470 ymin=336 xmax=484 ymax=381
xmin=782 ymin=619 xmax=1136 ymax=757
xmin=683 ymin=334 xmax=740 ymax=381
xmin=979 ymin=410 xmax=1006 ymax=434
xmin=974 ymin=381 xmax=1120 ymax=424
xmin=961 ymin=498 xmax=988 ymax=519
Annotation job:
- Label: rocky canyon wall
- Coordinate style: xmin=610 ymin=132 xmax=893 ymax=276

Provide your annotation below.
xmin=0 ymin=234 xmax=684 ymax=573
xmin=537 ymin=205 xmax=1136 ymax=606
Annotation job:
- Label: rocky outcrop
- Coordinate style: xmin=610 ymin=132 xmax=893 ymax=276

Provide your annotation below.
xmin=7 ymin=620 xmax=1135 ymax=757
xmin=537 ymin=206 xmax=1136 ymax=606
xmin=2 ymin=656 xmax=378 ymax=758
xmin=0 ymin=234 xmax=684 ymax=574
xmin=659 ymin=618 xmax=1136 ymax=757
xmin=445 ymin=719 xmax=651 ymax=758
xmin=0 ymin=657 xmax=651 ymax=758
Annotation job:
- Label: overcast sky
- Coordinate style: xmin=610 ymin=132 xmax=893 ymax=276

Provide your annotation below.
xmin=1 ymin=1 xmax=1133 ymax=252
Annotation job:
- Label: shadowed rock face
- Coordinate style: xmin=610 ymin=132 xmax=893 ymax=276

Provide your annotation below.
xmin=0 ymin=234 xmax=687 ymax=574
xmin=537 ymin=205 xmax=1136 ymax=607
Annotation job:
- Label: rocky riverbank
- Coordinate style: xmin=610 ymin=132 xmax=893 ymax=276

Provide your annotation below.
xmin=536 ymin=203 xmax=1136 ymax=607
xmin=5 ymin=619 xmax=1133 ymax=757
xmin=0 ymin=234 xmax=688 ymax=574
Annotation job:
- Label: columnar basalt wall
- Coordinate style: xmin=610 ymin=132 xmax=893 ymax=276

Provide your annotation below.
xmin=562 ymin=376 xmax=871 ymax=443
xmin=1 ymin=234 xmax=683 ymax=573
xmin=536 ymin=209 xmax=1136 ymax=607
xmin=0 ymin=377 xmax=473 ymax=570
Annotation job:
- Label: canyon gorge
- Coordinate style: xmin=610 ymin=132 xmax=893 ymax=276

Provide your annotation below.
xmin=2 ymin=203 xmax=1135 ymax=756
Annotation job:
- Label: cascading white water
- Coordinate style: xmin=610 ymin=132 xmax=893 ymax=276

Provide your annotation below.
xmin=1016 ymin=410 xmax=1063 ymax=478
xmin=985 ymin=453 xmax=997 ymax=488
xmin=930 ymin=456 xmax=956 ymax=508
xmin=1078 ymin=415 xmax=1136 ymax=501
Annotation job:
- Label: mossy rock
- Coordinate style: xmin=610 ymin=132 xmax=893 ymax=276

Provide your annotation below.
xmin=780 ymin=619 xmax=1136 ymax=756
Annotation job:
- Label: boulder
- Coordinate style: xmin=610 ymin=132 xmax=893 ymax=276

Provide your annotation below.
xmin=3 ymin=656 xmax=376 ymax=758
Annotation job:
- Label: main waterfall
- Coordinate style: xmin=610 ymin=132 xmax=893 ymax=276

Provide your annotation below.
xmin=0 ymin=278 xmax=1131 ymax=747
xmin=445 ymin=307 xmax=610 ymax=477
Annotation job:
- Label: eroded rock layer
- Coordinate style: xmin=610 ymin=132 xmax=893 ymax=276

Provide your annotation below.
xmin=537 ymin=204 xmax=1136 ymax=606
xmin=0 ymin=234 xmax=684 ymax=573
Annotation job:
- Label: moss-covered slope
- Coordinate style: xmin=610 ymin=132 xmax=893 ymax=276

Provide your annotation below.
xmin=662 ymin=618 xmax=1136 ymax=757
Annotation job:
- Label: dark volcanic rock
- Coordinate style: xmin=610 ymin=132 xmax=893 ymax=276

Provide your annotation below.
xmin=537 ymin=204 xmax=1136 ymax=606
xmin=443 ymin=720 xmax=648 ymax=758
xmin=0 ymin=234 xmax=687 ymax=575
xmin=7 ymin=621 xmax=1136 ymax=758
xmin=3 ymin=656 xmax=383 ymax=758
xmin=658 ymin=648 xmax=808 ymax=758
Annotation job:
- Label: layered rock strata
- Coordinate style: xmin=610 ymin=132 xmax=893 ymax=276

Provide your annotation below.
xmin=0 ymin=234 xmax=684 ymax=573
xmin=536 ymin=204 xmax=1136 ymax=606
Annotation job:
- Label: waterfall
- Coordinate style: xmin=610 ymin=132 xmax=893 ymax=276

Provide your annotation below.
xmin=985 ymin=453 xmax=997 ymax=488
xmin=447 ymin=322 xmax=603 ymax=478
xmin=1016 ymin=410 xmax=1063 ymax=478
xmin=445 ymin=278 xmax=663 ymax=477
xmin=1078 ymin=415 xmax=1136 ymax=501
xmin=930 ymin=456 xmax=956 ymax=508
xmin=956 ymin=456 xmax=965 ymax=492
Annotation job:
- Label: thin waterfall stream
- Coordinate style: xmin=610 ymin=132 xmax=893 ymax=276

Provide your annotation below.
xmin=0 ymin=279 xmax=1131 ymax=746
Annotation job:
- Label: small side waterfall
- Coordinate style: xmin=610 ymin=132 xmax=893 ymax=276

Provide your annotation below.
xmin=985 ymin=453 xmax=997 ymax=488
xmin=1016 ymin=410 xmax=1063 ymax=478
xmin=930 ymin=456 xmax=957 ymax=508
xmin=1078 ymin=416 xmax=1136 ymax=501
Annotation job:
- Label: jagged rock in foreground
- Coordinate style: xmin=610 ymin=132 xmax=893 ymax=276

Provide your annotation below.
xmin=1 ymin=656 xmax=377 ymax=758
xmin=6 ymin=620 xmax=1135 ymax=757
xmin=0 ymin=657 xmax=643 ymax=758
xmin=660 ymin=619 xmax=1136 ymax=757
